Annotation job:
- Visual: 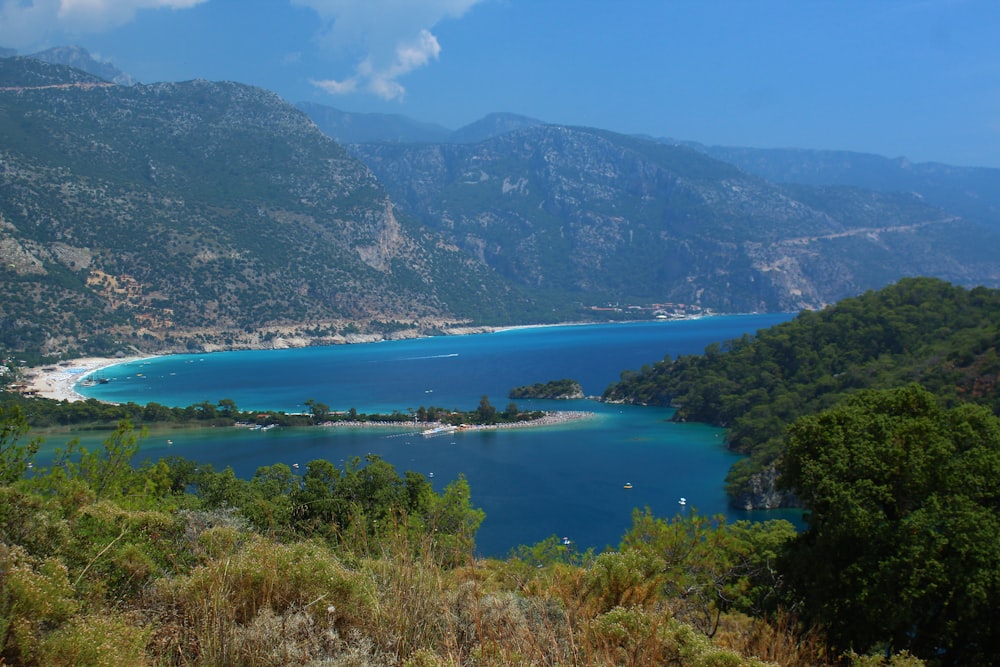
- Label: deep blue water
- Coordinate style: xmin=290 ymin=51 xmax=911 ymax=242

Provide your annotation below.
xmin=70 ymin=314 xmax=798 ymax=556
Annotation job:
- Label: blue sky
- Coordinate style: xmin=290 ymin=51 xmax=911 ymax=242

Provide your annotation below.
xmin=3 ymin=0 xmax=1000 ymax=167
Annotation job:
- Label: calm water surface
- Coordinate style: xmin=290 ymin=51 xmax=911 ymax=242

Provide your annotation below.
xmin=70 ymin=315 xmax=798 ymax=556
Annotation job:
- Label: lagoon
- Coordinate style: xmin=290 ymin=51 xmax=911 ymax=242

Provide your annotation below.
xmin=74 ymin=314 xmax=797 ymax=556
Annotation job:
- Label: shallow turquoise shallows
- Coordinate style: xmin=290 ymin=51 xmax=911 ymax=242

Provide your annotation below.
xmin=72 ymin=314 xmax=799 ymax=556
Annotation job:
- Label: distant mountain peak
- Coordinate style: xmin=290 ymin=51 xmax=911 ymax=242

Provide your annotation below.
xmin=0 ymin=55 xmax=109 ymax=88
xmin=298 ymin=103 xmax=546 ymax=145
xmin=296 ymin=102 xmax=452 ymax=144
xmin=28 ymin=45 xmax=137 ymax=86
xmin=449 ymin=112 xmax=545 ymax=143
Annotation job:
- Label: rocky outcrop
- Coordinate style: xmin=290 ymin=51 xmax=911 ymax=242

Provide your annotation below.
xmin=732 ymin=465 xmax=798 ymax=511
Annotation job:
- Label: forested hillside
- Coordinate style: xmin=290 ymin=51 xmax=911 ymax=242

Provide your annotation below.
xmin=0 ymin=57 xmax=529 ymax=361
xmin=602 ymin=278 xmax=1000 ymax=507
xmin=779 ymin=385 xmax=1000 ymax=663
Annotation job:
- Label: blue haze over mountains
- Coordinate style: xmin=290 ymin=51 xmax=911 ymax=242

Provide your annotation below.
xmin=302 ymin=103 xmax=1000 ymax=237
xmin=19 ymin=44 xmax=1000 ymax=232
xmin=22 ymin=44 xmax=1000 ymax=235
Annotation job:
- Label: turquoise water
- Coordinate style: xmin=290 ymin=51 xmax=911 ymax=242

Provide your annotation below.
xmin=72 ymin=314 xmax=798 ymax=556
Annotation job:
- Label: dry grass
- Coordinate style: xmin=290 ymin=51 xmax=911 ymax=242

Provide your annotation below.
xmin=131 ymin=522 xmax=788 ymax=666
xmin=144 ymin=534 xmax=369 ymax=666
xmin=714 ymin=610 xmax=834 ymax=667
xmin=32 ymin=612 xmax=149 ymax=667
xmin=6 ymin=495 xmax=917 ymax=666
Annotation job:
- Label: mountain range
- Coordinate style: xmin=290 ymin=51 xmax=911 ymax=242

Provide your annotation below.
xmin=348 ymin=125 xmax=998 ymax=314
xmin=0 ymin=56 xmax=526 ymax=360
xmin=2 ymin=47 xmax=999 ymax=361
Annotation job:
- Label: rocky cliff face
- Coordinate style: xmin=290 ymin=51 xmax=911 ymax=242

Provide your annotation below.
xmin=732 ymin=466 xmax=798 ymax=511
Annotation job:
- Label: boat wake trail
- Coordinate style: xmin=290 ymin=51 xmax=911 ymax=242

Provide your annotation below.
xmin=399 ymin=353 xmax=459 ymax=361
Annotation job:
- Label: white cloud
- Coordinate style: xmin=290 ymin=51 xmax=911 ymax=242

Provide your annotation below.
xmin=396 ymin=29 xmax=441 ymax=71
xmin=294 ymin=0 xmax=484 ymax=100
xmin=312 ymin=76 xmax=358 ymax=95
xmin=0 ymin=0 xmax=206 ymax=50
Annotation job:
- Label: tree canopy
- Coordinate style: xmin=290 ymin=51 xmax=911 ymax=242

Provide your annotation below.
xmin=779 ymin=385 xmax=1000 ymax=664
xmin=509 ymin=378 xmax=584 ymax=399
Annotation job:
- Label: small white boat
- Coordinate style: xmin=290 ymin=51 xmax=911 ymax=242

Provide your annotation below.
xmin=678 ymin=497 xmax=687 ymax=505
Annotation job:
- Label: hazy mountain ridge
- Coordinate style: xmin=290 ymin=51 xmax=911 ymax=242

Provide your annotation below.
xmin=296 ymin=101 xmax=453 ymax=144
xmin=304 ymin=100 xmax=1000 ymax=236
xmin=0 ymin=54 xmax=107 ymax=88
xmin=28 ymin=45 xmax=138 ymax=86
xmin=0 ymin=44 xmax=136 ymax=86
xmin=687 ymin=143 xmax=1000 ymax=233
xmin=351 ymin=124 xmax=999 ymax=312
xmin=298 ymin=102 xmax=543 ymax=145
xmin=447 ymin=112 xmax=544 ymax=143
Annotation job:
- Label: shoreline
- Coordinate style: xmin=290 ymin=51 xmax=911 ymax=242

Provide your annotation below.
xmin=314 ymin=410 xmax=597 ymax=432
xmin=17 ymin=356 xmax=154 ymax=403
xmin=15 ymin=314 xmax=727 ymax=403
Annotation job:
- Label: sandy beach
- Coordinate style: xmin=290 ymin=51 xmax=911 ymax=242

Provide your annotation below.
xmin=19 ymin=358 xmax=597 ymax=423
xmin=315 ymin=410 xmax=596 ymax=432
xmin=15 ymin=315 xmax=699 ymax=405
xmin=12 ymin=325 xmax=554 ymax=403
xmin=18 ymin=359 xmax=596 ymax=432
xmin=18 ymin=356 xmax=154 ymax=402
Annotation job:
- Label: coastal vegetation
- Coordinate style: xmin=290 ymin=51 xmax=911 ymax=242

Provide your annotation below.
xmin=1 ymin=406 xmax=953 ymax=666
xmin=601 ymin=277 xmax=1000 ymax=505
xmin=0 ymin=393 xmax=544 ymax=430
xmin=779 ymin=384 xmax=1000 ymax=663
xmin=508 ymin=378 xmax=584 ymax=400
